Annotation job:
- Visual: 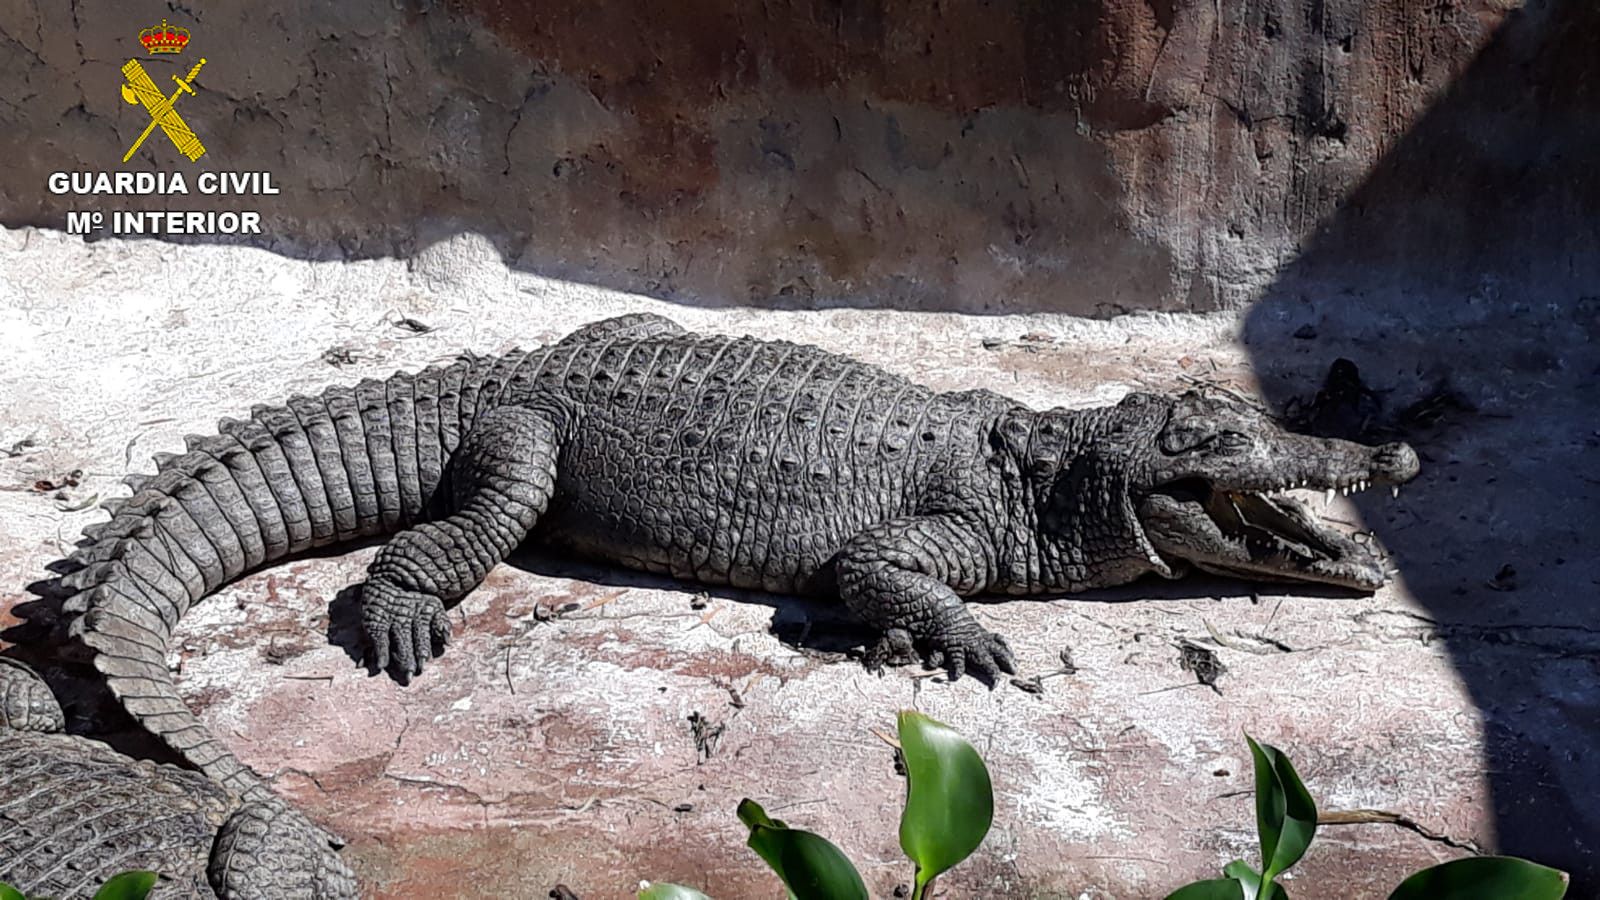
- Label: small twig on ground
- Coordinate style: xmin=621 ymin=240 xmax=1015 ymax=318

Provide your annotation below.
xmin=393 ymin=316 xmax=436 ymax=334
xmin=56 ymin=492 xmax=101 ymax=512
xmin=581 ymin=590 xmax=624 ymax=612
xmin=123 ymin=431 xmax=149 ymax=468
xmin=1202 ymin=618 xmax=1290 ymax=656
xmin=1319 ymin=808 xmax=1484 ymax=853
xmin=1178 ymin=373 xmax=1266 ymax=411
xmin=1 ymin=433 xmax=38 ymax=457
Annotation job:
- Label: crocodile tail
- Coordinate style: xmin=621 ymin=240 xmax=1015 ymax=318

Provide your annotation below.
xmin=58 ymin=358 xmax=487 ymax=802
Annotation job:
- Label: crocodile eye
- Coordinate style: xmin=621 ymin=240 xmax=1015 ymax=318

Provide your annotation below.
xmin=1213 ymin=432 xmax=1251 ymax=454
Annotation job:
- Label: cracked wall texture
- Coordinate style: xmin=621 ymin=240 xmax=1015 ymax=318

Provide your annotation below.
xmin=0 ymin=0 xmax=1570 ymax=313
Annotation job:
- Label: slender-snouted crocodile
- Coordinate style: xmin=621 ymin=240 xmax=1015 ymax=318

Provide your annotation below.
xmin=54 ymin=314 xmax=1417 ymax=866
xmin=0 ymin=658 xmax=356 ymax=898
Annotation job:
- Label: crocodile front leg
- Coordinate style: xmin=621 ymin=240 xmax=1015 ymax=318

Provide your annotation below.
xmin=835 ymin=516 xmax=1016 ymax=682
xmin=358 ymin=403 xmax=562 ymax=678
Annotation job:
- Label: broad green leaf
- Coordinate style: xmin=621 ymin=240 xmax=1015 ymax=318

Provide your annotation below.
xmin=897 ymin=710 xmax=994 ymax=899
xmin=736 ymin=799 xmax=868 ymax=900
xmin=1386 ymin=856 xmax=1568 ymax=900
xmin=0 ymin=882 xmax=24 ymax=900
xmin=1164 ymin=879 xmax=1247 ymax=900
xmin=92 ymin=871 xmax=159 ymax=900
xmin=737 ymin=798 xmax=786 ymax=830
xmin=1246 ymin=735 xmax=1317 ymax=883
xmin=638 ymin=882 xmax=713 ymax=900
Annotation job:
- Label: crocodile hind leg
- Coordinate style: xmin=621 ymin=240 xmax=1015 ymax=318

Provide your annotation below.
xmin=208 ymin=802 xmax=357 ymax=899
xmin=0 ymin=657 xmax=64 ymax=732
xmin=357 ymin=404 xmax=562 ymax=678
xmin=834 ymin=516 xmax=1017 ymax=682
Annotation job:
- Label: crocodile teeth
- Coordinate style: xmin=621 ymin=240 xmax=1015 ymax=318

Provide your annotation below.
xmin=1326 ymin=489 xmax=1335 ymax=503
xmin=1391 ymin=485 xmax=1399 ymax=498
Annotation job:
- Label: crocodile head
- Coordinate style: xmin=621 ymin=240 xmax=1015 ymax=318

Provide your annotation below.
xmin=1132 ymin=391 xmax=1419 ymax=590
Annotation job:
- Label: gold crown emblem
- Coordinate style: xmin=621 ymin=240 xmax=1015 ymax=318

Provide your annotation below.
xmin=138 ymin=19 xmax=190 ymax=54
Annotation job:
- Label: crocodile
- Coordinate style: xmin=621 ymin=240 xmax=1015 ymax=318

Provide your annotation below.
xmin=43 ymin=313 xmax=1417 ymax=861
xmin=0 ymin=657 xmax=356 ymax=898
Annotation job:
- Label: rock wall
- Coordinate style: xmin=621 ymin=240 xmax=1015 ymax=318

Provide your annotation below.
xmin=0 ymin=0 xmax=1553 ymax=314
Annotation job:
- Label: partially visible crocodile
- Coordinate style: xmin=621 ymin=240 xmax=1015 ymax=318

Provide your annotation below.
xmin=44 ymin=313 xmax=1417 ymax=856
xmin=0 ymin=657 xmax=356 ymax=898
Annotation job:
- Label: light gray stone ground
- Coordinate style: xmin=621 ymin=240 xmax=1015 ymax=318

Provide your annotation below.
xmin=1 ymin=228 xmax=1593 ymax=898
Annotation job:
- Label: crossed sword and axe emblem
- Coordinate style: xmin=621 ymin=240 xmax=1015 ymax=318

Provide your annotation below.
xmin=120 ymin=57 xmax=207 ymax=163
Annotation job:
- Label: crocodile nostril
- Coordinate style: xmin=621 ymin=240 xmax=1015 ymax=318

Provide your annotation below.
xmin=1373 ymin=442 xmax=1421 ymax=483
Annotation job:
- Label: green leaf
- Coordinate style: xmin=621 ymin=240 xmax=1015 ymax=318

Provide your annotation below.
xmin=1213 ymin=860 xmax=1291 ymax=900
xmin=1245 ymin=735 xmax=1317 ymax=884
xmin=92 ymin=871 xmax=159 ymax=900
xmin=737 ymin=798 xmax=786 ymax=830
xmin=897 ymin=710 xmax=994 ymax=899
xmin=0 ymin=882 xmax=25 ymax=900
xmin=1223 ymin=860 xmax=1263 ymax=900
xmin=1222 ymin=860 xmax=1259 ymax=882
xmin=1386 ymin=856 xmax=1569 ymax=900
xmin=1164 ymin=879 xmax=1247 ymax=900
xmin=736 ymin=799 xmax=868 ymax=900
xmin=638 ymin=883 xmax=713 ymax=900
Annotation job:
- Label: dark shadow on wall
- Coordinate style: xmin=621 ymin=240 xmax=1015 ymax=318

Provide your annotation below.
xmin=1242 ymin=0 xmax=1600 ymax=885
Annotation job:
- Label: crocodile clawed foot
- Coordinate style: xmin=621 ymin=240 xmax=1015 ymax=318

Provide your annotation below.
xmin=863 ymin=627 xmax=919 ymax=675
xmin=861 ymin=625 xmax=1017 ymax=685
xmin=358 ymin=580 xmax=452 ymax=682
xmin=926 ymin=625 xmax=1016 ymax=686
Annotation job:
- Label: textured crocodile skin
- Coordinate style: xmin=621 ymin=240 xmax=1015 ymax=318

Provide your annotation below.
xmin=0 ymin=731 xmax=229 ymax=898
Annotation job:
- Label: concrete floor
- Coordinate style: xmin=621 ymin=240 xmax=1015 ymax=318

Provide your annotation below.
xmin=1 ymin=227 xmax=1595 ymax=898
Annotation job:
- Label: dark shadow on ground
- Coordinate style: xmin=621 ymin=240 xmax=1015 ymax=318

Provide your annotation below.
xmin=1241 ymin=0 xmax=1600 ymax=885
xmin=323 ymin=543 xmax=1289 ymax=689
